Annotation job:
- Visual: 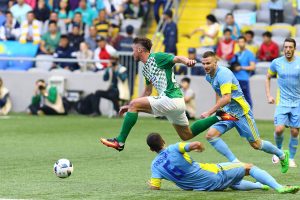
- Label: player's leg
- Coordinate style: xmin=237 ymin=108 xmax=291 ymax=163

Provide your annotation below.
xmin=205 ymin=123 xmax=238 ymax=162
xmin=230 ymin=180 xmax=268 ymax=191
xmin=289 ymin=128 xmax=299 ymax=167
xmin=236 ymin=113 xmax=289 ymax=173
xmin=288 ymin=106 xmax=300 ymax=167
xmin=100 ymin=97 xmax=152 ymax=151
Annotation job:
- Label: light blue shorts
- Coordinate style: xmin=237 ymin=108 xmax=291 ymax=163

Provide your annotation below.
xmin=211 ymin=112 xmax=260 ymax=143
xmin=274 ymin=105 xmax=300 ymax=128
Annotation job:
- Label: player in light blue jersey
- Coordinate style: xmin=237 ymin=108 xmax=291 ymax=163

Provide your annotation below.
xmin=199 ymin=51 xmax=289 ymax=173
xmin=266 ymin=38 xmax=300 ymax=167
xmin=147 ymin=133 xmax=300 ymax=193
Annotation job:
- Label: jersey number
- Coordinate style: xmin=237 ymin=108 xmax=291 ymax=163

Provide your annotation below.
xmin=163 ymin=160 xmax=185 ymax=180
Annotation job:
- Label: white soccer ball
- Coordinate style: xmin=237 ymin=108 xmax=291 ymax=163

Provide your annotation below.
xmin=53 ymin=158 xmax=73 ymax=178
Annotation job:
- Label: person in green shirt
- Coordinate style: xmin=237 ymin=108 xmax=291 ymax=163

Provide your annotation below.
xmin=74 ymin=0 xmax=97 ymax=26
xmin=100 ymin=37 xmax=238 ymax=151
xmin=40 ymin=21 xmax=61 ymax=54
xmin=28 ymin=79 xmax=65 ymax=115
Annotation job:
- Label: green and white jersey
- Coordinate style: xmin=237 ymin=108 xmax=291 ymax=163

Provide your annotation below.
xmin=143 ymin=52 xmax=183 ymax=98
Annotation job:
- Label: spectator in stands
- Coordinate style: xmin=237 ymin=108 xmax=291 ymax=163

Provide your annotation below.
xmin=258 ymin=31 xmax=279 ymax=61
xmin=19 ymin=11 xmax=42 ymax=44
xmin=10 ymin=0 xmax=32 ymax=24
xmin=184 ymin=14 xmax=220 ymax=48
xmin=124 ymin=0 xmax=144 ymax=19
xmin=216 ymin=28 xmax=235 ymax=62
xmin=28 ymin=79 xmax=65 ymax=115
xmin=0 ymin=10 xmax=5 ymax=26
xmin=55 ymin=0 xmax=73 ymax=25
xmin=85 ymin=26 xmax=98 ymax=50
xmin=112 ymin=25 xmax=134 ymax=51
xmin=93 ymin=9 xmax=111 ymax=38
xmin=0 ymin=11 xmax=20 ymax=41
xmin=268 ymin=0 xmax=284 ymax=24
xmin=43 ymin=12 xmax=67 ymax=35
xmin=180 ymin=77 xmax=196 ymax=120
xmin=69 ymin=0 xmax=80 ymax=10
xmin=76 ymin=41 xmax=95 ymax=71
xmin=103 ymin=0 xmax=124 ymax=26
xmin=33 ymin=0 xmax=50 ymax=22
xmin=0 ymin=0 xmax=10 ymax=13
xmin=68 ymin=23 xmax=84 ymax=51
xmin=153 ymin=0 xmax=170 ymax=24
xmin=243 ymin=30 xmax=259 ymax=56
xmin=293 ymin=0 xmax=300 ymax=24
xmin=223 ymin=13 xmax=240 ymax=40
xmin=0 ymin=77 xmax=12 ymax=116
xmin=231 ymin=36 xmax=256 ymax=108
xmin=74 ymin=0 xmax=97 ymax=26
xmin=25 ymin=0 xmax=36 ymax=9
xmin=91 ymin=53 xmax=128 ymax=116
xmin=53 ymin=34 xmax=78 ymax=71
xmin=162 ymin=9 xmax=177 ymax=55
xmin=39 ymin=21 xmax=61 ymax=55
xmin=94 ymin=36 xmax=117 ymax=70
xmin=68 ymin=12 xmax=89 ymax=37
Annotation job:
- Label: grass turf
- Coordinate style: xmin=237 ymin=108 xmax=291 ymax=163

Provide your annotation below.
xmin=0 ymin=115 xmax=299 ymax=200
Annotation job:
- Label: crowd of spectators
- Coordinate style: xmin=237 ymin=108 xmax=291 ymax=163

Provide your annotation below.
xmin=0 ymin=0 xmax=151 ymax=72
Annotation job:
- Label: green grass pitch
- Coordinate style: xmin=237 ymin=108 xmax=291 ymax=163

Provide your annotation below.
xmin=0 ymin=115 xmax=299 ymax=200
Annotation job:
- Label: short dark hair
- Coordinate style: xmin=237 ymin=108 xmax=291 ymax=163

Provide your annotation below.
xmin=74 ymin=12 xmax=82 ymax=16
xmin=245 ymin=30 xmax=254 ymax=37
xmin=284 ymin=38 xmax=296 ymax=48
xmin=5 ymin=11 xmax=12 ymax=15
xmin=27 ymin=11 xmax=34 ymax=15
xmin=36 ymin=79 xmax=45 ymax=84
xmin=202 ymin=51 xmax=216 ymax=58
xmin=181 ymin=77 xmax=191 ymax=84
xmin=60 ymin=34 xmax=69 ymax=40
xmin=206 ymin=14 xmax=218 ymax=23
xmin=133 ymin=37 xmax=152 ymax=52
xmin=223 ymin=28 xmax=232 ymax=34
xmin=48 ymin=20 xmax=57 ymax=26
xmin=238 ymin=36 xmax=246 ymax=41
xmin=164 ymin=9 xmax=173 ymax=18
xmin=147 ymin=133 xmax=165 ymax=153
xmin=226 ymin=13 xmax=234 ymax=17
xmin=262 ymin=31 xmax=272 ymax=38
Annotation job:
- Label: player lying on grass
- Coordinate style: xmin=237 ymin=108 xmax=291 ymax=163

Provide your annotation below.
xmin=200 ymin=51 xmax=289 ymax=173
xmin=100 ymin=37 xmax=238 ymax=151
xmin=147 ymin=133 xmax=300 ymax=193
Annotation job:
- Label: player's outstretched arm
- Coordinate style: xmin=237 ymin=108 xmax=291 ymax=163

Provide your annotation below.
xmin=173 ymin=56 xmax=196 ymax=67
xmin=200 ymin=93 xmax=231 ymax=118
xmin=188 ymin=141 xmax=205 ymax=152
xmin=141 ymin=84 xmax=153 ymax=97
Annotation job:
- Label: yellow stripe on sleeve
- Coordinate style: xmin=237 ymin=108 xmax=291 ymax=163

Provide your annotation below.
xmin=178 ymin=142 xmax=187 ymax=153
xmin=220 ymin=83 xmax=232 ymax=95
xmin=150 ymin=178 xmax=161 ymax=188
xmin=268 ymin=68 xmax=276 ymax=76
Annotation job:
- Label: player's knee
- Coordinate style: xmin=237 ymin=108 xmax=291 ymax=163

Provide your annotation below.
xmin=205 ymin=129 xmax=218 ymax=140
xmin=275 ymin=127 xmax=284 ymax=135
xmin=290 ymin=128 xmax=299 ymax=137
xmin=128 ymin=100 xmax=139 ymax=110
xmin=250 ymin=141 xmax=261 ymax=150
xmin=244 ymin=163 xmax=254 ymax=175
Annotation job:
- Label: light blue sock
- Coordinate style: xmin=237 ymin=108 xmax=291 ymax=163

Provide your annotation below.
xmin=274 ymin=132 xmax=284 ymax=149
xmin=289 ymin=136 xmax=299 ymax=159
xmin=231 ymin=180 xmax=263 ymax=191
xmin=250 ymin=166 xmax=282 ymax=190
xmin=260 ymin=140 xmax=284 ymax=159
xmin=208 ymin=137 xmax=237 ymax=162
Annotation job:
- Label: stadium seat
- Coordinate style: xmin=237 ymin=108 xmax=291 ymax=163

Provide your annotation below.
xmin=236 ymin=1 xmax=256 ymax=11
xmin=253 ymin=35 xmax=263 ymax=45
xmin=211 ymin=8 xmax=231 ymax=23
xmin=295 ymin=24 xmax=300 ymax=37
xmin=256 ymin=10 xmax=270 ymax=24
xmin=283 ymin=2 xmax=294 ymax=24
xmin=271 ymin=23 xmax=294 ymax=38
xmin=259 ymin=2 xmax=269 ymax=11
xmin=272 ymin=28 xmax=291 ymax=38
xmin=35 ymin=55 xmax=54 ymax=71
xmin=217 ymin=0 xmax=235 ymax=11
xmin=121 ymin=19 xmax=143 ymax=34
xmin=272 ymin=36 xmax=285 ymax=50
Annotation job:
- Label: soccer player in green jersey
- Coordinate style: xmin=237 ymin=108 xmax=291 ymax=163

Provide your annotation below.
xmin=100 ymin=37 xmax=237 ymax=151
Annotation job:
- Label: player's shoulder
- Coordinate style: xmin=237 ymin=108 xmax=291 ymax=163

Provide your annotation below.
xmin=217 ymin=66 xmax=233 ymax=77
xmin=272 ymin=56 xmax=285 ymax=64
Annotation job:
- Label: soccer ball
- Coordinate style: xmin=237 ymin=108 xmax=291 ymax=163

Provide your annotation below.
xmin=53 ymin=158 xmax=73 ymax=178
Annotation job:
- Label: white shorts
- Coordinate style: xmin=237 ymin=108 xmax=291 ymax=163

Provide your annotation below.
xmin=147 ymin=96 xmax=189 ymax=126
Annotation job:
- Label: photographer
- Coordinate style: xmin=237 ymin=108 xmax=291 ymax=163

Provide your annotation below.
xmin=91 ymin=54 xmax=129 ymax=116
xmin=28 ymin=79 xmax=65 ymax=115
xmin=0 ymin=77 xmax=12 ymax=115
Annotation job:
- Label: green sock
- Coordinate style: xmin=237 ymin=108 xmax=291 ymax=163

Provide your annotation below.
xmin=116 ymin=112 xmax=138 ymax=143
xmin=190 ymin=116 xmax=219 ymax=137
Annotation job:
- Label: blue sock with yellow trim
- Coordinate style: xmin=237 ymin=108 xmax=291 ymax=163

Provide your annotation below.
xmin=289 ymin=136 xmax=299 ymax=159
xmin=249 ymin=166 xmax=282 ymax=190
xmin=231 ymin=180 xmax=263 ymax=191
xmin=208 ymin=137 xmax=237 ymax=162
xmin=274 ymin=132 xmax=284 ymax=149
xmin=260 ymin=140 xmax=284 ymax=159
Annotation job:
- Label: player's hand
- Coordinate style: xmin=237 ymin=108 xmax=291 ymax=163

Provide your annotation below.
xmin=200 ymin=111 xmax=210 ymax=119
xmin=186 ymin=59 xmax=196 ymax=67
xmin=267 ymin=96 xmax=275 ymax=104
xmin=119 ymin=105 xmax=129 ymax=116
xmin=194 ymin=142 xmax=205 ymax=153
